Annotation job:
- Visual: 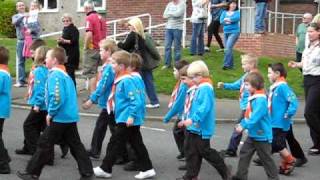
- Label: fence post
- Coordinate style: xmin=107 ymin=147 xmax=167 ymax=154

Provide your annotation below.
xmin=281 ymin=14 xmax=284 ymax=34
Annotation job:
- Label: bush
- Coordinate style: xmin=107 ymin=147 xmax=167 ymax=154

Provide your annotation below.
xmin=0 ymin=0 xmax=17 ymax=38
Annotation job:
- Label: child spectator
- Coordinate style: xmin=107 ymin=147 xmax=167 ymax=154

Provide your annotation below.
xmin=232 ymin=72 xmax=279 ymax=180
xmin=177 ymin=60 xmax=231 ymax=180
xmin=163 ymin=60 xmax=189 ymax=160
xmin=217 ymin=54 xmax=258 ymax=157
xmin=17 ymin=47 xmax=93 ymax=180
xmin=0 ymin=46 xmax=11 ymax=174
xmin=15 ymin=46 xmax=49 ymax=156
xmin=93 ymin=50 xmax=156 ymax=179
xmin=82 ymin=39 xmax=117 ymax=160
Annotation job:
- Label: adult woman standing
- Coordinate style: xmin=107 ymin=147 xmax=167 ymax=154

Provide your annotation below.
xmin=289 ymin=23 xmax=320 ymax=155
xmin=118 ymin=17 xmax=160 ymax=108
xmin=57 ymin=13 xmax=80 ymax=87
xmin=220 ymin=0 xmax=240 ymax=70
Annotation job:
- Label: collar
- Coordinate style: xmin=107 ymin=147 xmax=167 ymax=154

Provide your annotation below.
xmin=0 ymin=64 xmax=9 ymax=72
xmin=270 ymin=76 xmax=286 ymax=91
xmin=114 ymin=71 xmax=131 ymax=84
xmin=86 ymin=11 xmax=97 ymax=16
xmin=249 ymin=89 xmax=266 ymax=101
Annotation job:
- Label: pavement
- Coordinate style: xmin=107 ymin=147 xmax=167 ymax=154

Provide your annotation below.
xmin=11 ymin=77 xmax=306 ymax=123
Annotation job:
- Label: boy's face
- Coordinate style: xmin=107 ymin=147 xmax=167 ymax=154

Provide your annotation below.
xmin=267 ymin=67 xmax=279 ymax=83
xmin=16 ymin=2 xmax=25 ymax=13
xmin=181 ymin=76 xmax=192 ymax=86
xmin=100 ymin=48 xmax=111 ymax=63
xmin=244 ymin=81 xmax=256 ymax=94
xmin=173 ymin=68 xmax=179 ymax=80
xmin=189 ymin=74 xmax=201 ymax=85
xmin=45 ymin=51 xmax=55 ymax=69
xmin=110 ymin=58 xmax=123 ymax=74
xmin=241 ymin=61 xmax=253 ymax=72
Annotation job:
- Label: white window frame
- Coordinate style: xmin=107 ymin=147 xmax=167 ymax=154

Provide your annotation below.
xmin=39 ymin=0 xmax=59 ymax=13
xmin=77 ymin=0 xmax=106 ymax=12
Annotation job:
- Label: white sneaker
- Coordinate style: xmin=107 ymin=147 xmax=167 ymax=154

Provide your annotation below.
xmin=93 ymin=166 xmax=112 ymax=178
xmin=134 ymin=169 xmax=156 ymax=179
xmin=205 ymin=46 xmax=210 ymax=52
xmin=161 ymin=65 xmax=169 ymax=70
xmin=13 ymin=83 xmax=26 ymax=88
xmin=146 ymin=104 xmax=160 ymax=109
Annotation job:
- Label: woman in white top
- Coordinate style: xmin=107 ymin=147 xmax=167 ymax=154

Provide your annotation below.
xmin=289 ymin=22 xmax=320 ymax=155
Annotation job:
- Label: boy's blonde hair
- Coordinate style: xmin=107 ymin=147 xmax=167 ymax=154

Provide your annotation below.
xmin=49 ymin=47 xmax=67 ymax=65
xmin=187 ymin=60 xmax=209 ymax=77
xmin=241 ymin=53 xmax=258 ymax=67
xmin=130 ymin=53 xmax=142 ymax=71
xmin=112 ymin=50 xmax=131 ymax=68
xmin=99 ymin=39 xmax=118 ymax=54
xmin=128 ymin=17 xmax=145 ymax=39
xmin=34 ymin=46 xmax=50 ymax=66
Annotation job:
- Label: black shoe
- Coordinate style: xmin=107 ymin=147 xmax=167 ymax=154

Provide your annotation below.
xmin=308 ymin=147 xmax=320 ymax=156
xmin=17 ymin=171 xmax=39 ymax=180
xmin=115 ymin=157 xmax=129 ymax=165
xmin=0 ymin=164 xmax=10 ymax=174
xmin=220 ymin=150 xmax=237 ymax=157
xmin=294 ymin=157 xmax=308 ymax=167
xmin=15 ymin=149 xmax=33 ymax=155
xmin=231 ymin=175 xmax=241 ymax=180
xmin=253 ymin=157 xmax=263 ymax=166
xmin=222 ymin=66 xmax=233 ymax=70
xmin=178 ymin=164 xmax=187 ymax=171
xmin=60 ymin=144 xmax=69 ymax=158
xmin=123 ymin=161 xmax=140 ymax=171
xmin=176 ymin=154 xmax=185 ymax=161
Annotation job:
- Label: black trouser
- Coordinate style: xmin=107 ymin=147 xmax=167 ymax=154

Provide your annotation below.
xmin=303 ymin=75 xmax=320 ymax=146
xmin=227 ymin=110 xmax=245 ymax=152
xmin=286 ymin=125 xmax=306 ymax=159
xmin=100 ymin=123 xmax=153 ymax=173
xmin=207 ymin=20 xmax=224 ymax=49
xmin=90 ymin=110 xmax=116 ymax=155
xmin=65 ymin=65 xmax=76 ymax=88
xmin=0 ymin=119 xmax=10 ymax=169
xmin=271 ymin=128 xmax=287 ymax=153
xmin=173 ymin=119 xmax=185 ymax=156
xmin=184 ymin=131 xmax=229 ymax=180
xmin=22 ymin=108 xmax=47 ymax=153
xmin=26 ymin=122 xmax=93 ymax=177
xmin=310 ymin=128 xmax=320 ymax=149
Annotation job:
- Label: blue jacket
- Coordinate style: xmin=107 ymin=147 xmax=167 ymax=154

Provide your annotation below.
xmin=0 ymin=67 xmax=11 ymax=119
xmin=223 ymin=73 xmax=250 ymax=110
xmin=164 ymin=82 xmax=188 ymax=123
xmin=90 ymin=64 xmax=115 ymax=109
xmin=114 ymin=74 xmax=144 ymax=126
xmin=28 ymin=65 xmax=48 ymax=110
xmin=269 ymin=82 xmax=298 ymax=131
xmin=220 ymin=10 xmax=240 ymax=33
xmin=240 ymin=93 xmax=273 ymax=143
xmin=46 ymin=67 xmax=79 ymax=123
xmin=186 ymin=82 xmax=215 ymax=139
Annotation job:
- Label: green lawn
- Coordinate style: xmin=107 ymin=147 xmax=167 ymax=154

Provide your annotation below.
xmin=1 ymin=38 xmax=304 ymax=99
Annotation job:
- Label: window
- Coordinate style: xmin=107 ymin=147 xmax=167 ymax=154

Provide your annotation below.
xmin=78 ymin=0 xmax=106 ymax=12
xmin=39 ymin=0 xmax=58 ymax=12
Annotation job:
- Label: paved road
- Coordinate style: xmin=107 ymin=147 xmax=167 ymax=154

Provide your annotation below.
xmin=1 ymin=108 xmax=319 ymax=180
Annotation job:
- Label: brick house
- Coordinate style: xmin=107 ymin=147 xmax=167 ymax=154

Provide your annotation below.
xmin=24 ymin=0 xmax=319 ymax=57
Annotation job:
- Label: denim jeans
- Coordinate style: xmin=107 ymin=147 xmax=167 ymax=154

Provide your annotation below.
xmin=164 ymin=29 xmax=182 ymax=66
xmin=16 ymin=40 xmax=26 ymax=84
xmin=140 ymin=70 xmax=159 ymax=105
xmin=223 ymin=32 xmax=240 ymax=68
xmin=255 ymin=2 xmax=268 ymax=32
xmin=190 ymin=22 xmax=205 ymax=55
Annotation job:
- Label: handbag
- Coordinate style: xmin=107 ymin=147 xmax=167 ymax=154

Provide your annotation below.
xmin=195 ymin=5 xmax=208 ymax=19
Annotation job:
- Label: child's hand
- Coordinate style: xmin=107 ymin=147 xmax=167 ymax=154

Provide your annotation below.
xmin=183 ymin=119 xmax=193 ymax=127
xmin=82 ymin=100 xmax=93 ymax=109
xmin=46 ymin=115 xmax=51 ymax=126
xmin=33 ymin=106 xmax=40 ymax=112
xmin=288 ymin=61 xmax=297 ymax=68
xmin=177 ymin=121 xmax=184 ymax=128
xmin=217 ymin=82 xmax=224 ymax=89
xmin=126 ymin=118 xmax=134 ymax=127
xmin=235 ymin=124 xmax=243 ymax=133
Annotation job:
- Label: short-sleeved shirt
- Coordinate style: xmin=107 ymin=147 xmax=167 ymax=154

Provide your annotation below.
xmin=296 ymin=23 xmax=308 ymax=53
xmin=211 ymin=0 xmax=226 ymax=21
xmin=85 ymin=11 xmax=103 ymax=49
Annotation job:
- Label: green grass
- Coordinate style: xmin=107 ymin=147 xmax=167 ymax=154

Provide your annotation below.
xmin=1 ymin=38 xmax=304 ymax=99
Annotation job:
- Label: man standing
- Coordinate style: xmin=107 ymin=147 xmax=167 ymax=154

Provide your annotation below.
xmin=296 ymin=13 xmax=312 ymax=63
xmin=82 ymin=1 xmax=104 ymax=93
xmin=162 ymin=0 xmax=186 ymax=69
xmin=12 ymin=1 xmax=27 ymax=87
xmin=254 ymin=0 xmax=269 ymax=34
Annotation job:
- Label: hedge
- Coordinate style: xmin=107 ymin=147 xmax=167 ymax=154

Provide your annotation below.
xmin=0 ymin=0 xmax=17 ymax=38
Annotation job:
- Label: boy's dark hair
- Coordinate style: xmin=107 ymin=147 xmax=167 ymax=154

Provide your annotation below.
xmin=0 ymin=46 xmax=9 ymax=65
xmin=245 ymin=72 xmax=264 ymax=90
xmin=130 ymin=53 xmax=142 ymax=71
xmin=50 ymin=47 xmax=66 ymax=64
xmin=268 ymin=63 xmax=287 ymax=78
xmin=179 ymin=65 xmax=189 ymax=77
xmin=30 ymin=39 xmax=46 ymax=51
xmin=174 ymin=60 xmax=189 ymax=70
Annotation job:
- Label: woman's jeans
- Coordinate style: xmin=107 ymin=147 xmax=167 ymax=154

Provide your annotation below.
xmin=140 ymin=70 xmax=159 ymax=105
xmin=255 ymin=2 xmax=268 ymax=32
xmin=223 ymin=32 xmax=240 ymax=68
xmin=190 ymin=22 xmax=205 ymax=55
xmin=164 ymin=29 xmax=182 ymax=67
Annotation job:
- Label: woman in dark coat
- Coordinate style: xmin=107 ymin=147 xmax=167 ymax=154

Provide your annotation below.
xmin=57 ymin=13 xmax=80 ymax=87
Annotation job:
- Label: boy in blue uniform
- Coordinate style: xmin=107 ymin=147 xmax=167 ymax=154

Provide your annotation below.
xmin=17 ymin=47 xmax=93 ymax=180
xmin=93 ymin=50 xmax=156 ymax=179
xmin=163 ymin=60 xmax=189 ymax=160
xmin=217 ymin=54 xmax=258 ymax=157
xmin=232 ymin=72 xmax=279 ymax=180
xmin=177 ymin=60 xmax=231 ymax=180
xmin=82 ymin=39 xmax=117 ymax=160
xmin=0 ymin=46 xmax=12 ymax=174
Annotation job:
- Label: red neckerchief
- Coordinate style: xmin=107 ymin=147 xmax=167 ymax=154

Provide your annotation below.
xmin=268 ymin=76 xmax=287 ymax=112
xmin=244 ymin=89 xmax=266 ymax=119
xmin=0 ymin=65 xmax=9 ymax=73
xmin=106 ymin=71 xmax=131 ymax=114
xmin=168 ymin=80 xmax=181 ymax=108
